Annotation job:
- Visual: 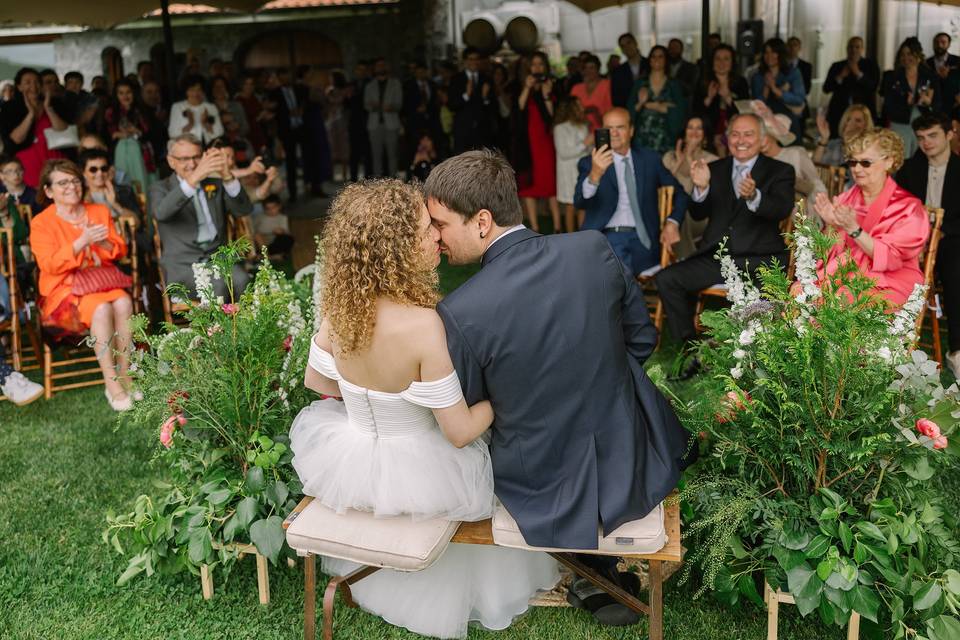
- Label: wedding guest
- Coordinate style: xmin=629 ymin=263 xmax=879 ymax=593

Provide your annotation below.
xmin=628 ymin=45 xmax=686 ymax=154
xmin=556 ymin=55 xmax=582 ymax=99
xmin=0 ymin=68 xmax=69 ymax=187
xmin=607 ymin=54 xmax=621 ymax=75
xmin=0 ymin=80 xmax=15 ymax=104
xmin=611 ymin=33 xmax=648 ymax=108
xmin=0 ymin=155 xmax=40 ymax=213
xmin=62 ymin=71 xmax=87 ymax=121
xmin=514 ymin=52 xmax=559 ymax=233
xmin=364 ymin=58 xmax=403 ymax=178
xmin=168 ymin=74 xmax=223 ymax=145
xmin=104 ymin=78 xmax=160 ymax=192
xmin=490 ymin=63 xmax=513 ymax=155
xmin=881 ymin=38 xmax=940 ymax=159
xmin=813 ymin=128 xmax=928 ymax=308
xmin=553 ymin=96 xmax=590 ymax=232
xmin=822 ymin=37 xmax=880 ymax=137
xmin=693 ymin=44 xmax=750 ymax=156
xmin=0 ymin=187 xmax=30 ymax=270
xmin=448 ymin=47 xmax=496 ymax=153
xmin=301 ymin=68 xmax=333 ymax=195
xmin=210 ymin=75 xmax=249 ymax=139
xmin=253 ymin=194 xmax=293 ymax=261
xmin=408 ymin=132 xmax=438 ymax=182
xmin=141 ymin=80 xmax=169 ymax=131
xmin=751 ymin=38 xmax=806 ymax=142
xmin=756 ymin=108 xmax=826 ymax=202
xmin=574 ymin=107 xmax=688 ymax=277
xmin=662 ymin=116 xmax=719 ymax=258
xmin=785 ymin=37 xmax=813 ymax=95
xmin=78 ymin=149 xmax=142 ymax=224
xmin=570 ymin=55 xmax=612 ymax=134
xmin=347 ymin=62 xmax=371 ymax=181
xmin=896 ymin=113 xmax=960 ymax=374
xmin=814 ymin=103 xmax=874 ymax=167
xmin=928 ymin=33 xmax=960 ymax=80
xmin=30 ymin=159 xmax=135 ymax=411
xmin=654 ymin=113 xmax=795 ymax=373
xmin=666 ymin=38 xmax=699 ymax=97
xmin=267 ymin=68 xmax=309 ymax=200
xmin=325 ymin=71 xmax=350 ymax=180
xmin=234 ymin=74 xmax=267 ymax=153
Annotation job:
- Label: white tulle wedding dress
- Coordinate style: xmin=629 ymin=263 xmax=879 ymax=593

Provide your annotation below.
xmin=289 ymin=340 xmax=560 ymax=639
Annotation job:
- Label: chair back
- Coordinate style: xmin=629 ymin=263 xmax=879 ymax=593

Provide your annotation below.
xmin=227 ymin=214 xmax=257 ymax=260
xmin=117 ymin=216 xmax=141 ymax=312
xmin=16 ymin=203 xmax=33 ymax=225
xmin=0 ymin=228 xmax=22 ymax=369
xmin=815 ymin=163 xmax=847 ymax=199
xmin=915 ymin=206 xmax=945 ymax=338
xmin=656 ymin=186 xmax=674 ymax=268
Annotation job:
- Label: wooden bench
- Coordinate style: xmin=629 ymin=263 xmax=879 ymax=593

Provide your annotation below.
xmin=282 ymin=495 xmax=682 ymax=640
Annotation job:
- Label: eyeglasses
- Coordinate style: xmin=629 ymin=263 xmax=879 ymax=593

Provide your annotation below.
xmin=1 ymin=168 xmax=23 ymax=175
xmin=53 ymin=178 xmax=83 ymax=188
xmin=86 ymin=165 xmax=110 ymax=174
xmin=845 ymin=157 xmax=885 ymax=168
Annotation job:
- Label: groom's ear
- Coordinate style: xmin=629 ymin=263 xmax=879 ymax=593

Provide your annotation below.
xmin=475 ymin=209 xmax=494 ymax=236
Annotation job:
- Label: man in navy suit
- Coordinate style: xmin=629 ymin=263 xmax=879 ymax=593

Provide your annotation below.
xmin=574 ymin=107 xmax=688 ymax=277
xmin=610 ymin=33 xmax=647 ymax=108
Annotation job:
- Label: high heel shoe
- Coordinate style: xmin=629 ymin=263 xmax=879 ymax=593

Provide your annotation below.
xmin=105 ymin=388 xmax=133 ymax=412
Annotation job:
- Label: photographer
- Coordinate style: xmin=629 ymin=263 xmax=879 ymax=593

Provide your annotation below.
xmin=513 ymin=51 xmax=560 ymax=233
xmin=167 ymin=75 xmax=223 ymax=146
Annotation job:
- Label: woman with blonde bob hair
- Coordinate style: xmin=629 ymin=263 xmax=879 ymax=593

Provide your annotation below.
xmin=813 ymin=128 xmax=930 ymax=307
xmin=288 ymin=179 xmax=560 ymax=639
xmin=814 ymin=103 xmax=874 ymax=167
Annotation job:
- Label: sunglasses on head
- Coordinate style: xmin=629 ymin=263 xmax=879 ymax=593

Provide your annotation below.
xmin=86 ymin=165 xmax=110 ymax=173
xmin=845 ymin=157 xmax=884 ymax=168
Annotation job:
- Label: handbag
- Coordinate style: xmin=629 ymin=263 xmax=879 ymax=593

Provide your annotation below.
xmin=44 ymin=124 xmax=80 ymax=150
xmin=71 ymin=250 xmax=132 ymax=296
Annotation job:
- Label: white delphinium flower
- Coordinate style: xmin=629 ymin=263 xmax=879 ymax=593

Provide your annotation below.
xmin=877 ymin=346 xmax=893 ymax=362
xmin=792 ymin=223 xmax=821 ymax=305
xmin=719 ymin=253 xmax=761 ymax=311
xmin=192 ymin=262 xmax=214 ymax=305
xmin=730 ymin=366 xmax=744 ymax=380
xmin=889 ymin=284 xmax=928 ymax=343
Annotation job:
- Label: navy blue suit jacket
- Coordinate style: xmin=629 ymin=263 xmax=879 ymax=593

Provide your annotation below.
xmin=573 ymin=145 xmax=688 ymax=249
xmin=438 ymin=229 xmax=694 ymax=549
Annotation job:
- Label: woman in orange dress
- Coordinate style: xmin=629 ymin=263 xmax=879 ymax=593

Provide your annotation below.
xmin=30 ymin=159 xmax=135 ymax=411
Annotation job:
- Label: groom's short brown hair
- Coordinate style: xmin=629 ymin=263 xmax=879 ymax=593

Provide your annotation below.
xmin=423 ymin=149 xmax=523 ymax=226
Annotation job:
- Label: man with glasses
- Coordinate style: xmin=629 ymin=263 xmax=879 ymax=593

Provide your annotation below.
xmin=149 ymin=133 xmax=253 ymax=299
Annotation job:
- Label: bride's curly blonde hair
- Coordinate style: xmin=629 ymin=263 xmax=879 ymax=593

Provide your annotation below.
xmin=321 ymin=179 xmax=439 ymax=357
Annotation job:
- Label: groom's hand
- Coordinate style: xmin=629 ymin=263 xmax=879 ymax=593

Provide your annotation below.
xmin=589 ymin=144 xmax=613 ymax=184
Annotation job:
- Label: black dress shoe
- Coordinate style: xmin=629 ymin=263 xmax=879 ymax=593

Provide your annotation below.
xmin=566 ymin=572 xmax=641 ymax=627
xmin=672 ymin=356 xmax=702 ymax=381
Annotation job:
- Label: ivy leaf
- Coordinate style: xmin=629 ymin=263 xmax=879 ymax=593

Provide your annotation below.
xmin=846 ymin=584 xmax=881 ymax=623
xmin=235 ymin=496 xmax=259 ymax=529
xmin=116 ymin=553 xmax=147 ymax=586
xmin=738 ymin=574 xmax=765 ymax=607
xmin=853 ymin=542 xmax=869 ymax=565
xmin=264 ymin=481 xmax=290 ymax=510
xmin=926 ymin=615 xmax=960 ymax=640
xmin=904 ymin=457 xmax=935 ymax=481
xmin=249 ymin=515 xmax=285 ymax=564
xmin=817 ymin=559 xmax=836 ymax=582
xmin=839 ymin=521 xmax=853 ymax=555
xmin=774 ymin=543 xmax=808 ymax=571
xmin=207 ymin=488 xmax=232 ymax=507
xmin=856 ymin=522 xmax=886 ymax=542
xmin=188 ymin=527 xmax=212 ymax=564
xmin=943 ymin=570 xmax=960 ymax=596
xmin=805 ymin=535 xmax=831 ymax=559
xmin=780 ymin=520 xmax=812 ymax=551
xmin=245 ymin=466 xmax=265 ymax=492
xmin=914 ymin=582 xmax=943 ymax=611
xmin=787 ymin=564 xmax=823 ymax=617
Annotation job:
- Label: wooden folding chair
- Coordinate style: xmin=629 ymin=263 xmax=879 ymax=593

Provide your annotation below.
xmin=916 ymin=207 xmax=945 ymax=362
xmin=226 ymin=213 xmax=257 ymax=261
xmin=815 ymin=163 xmax=847 ymax=199
xmin=637 ymin=186 xmax=675 ymax=336
xmin=694 ymin=208 xmax=797 ymax=333
xmin=153 ymin=226 xmax=191 ymax=325
xmin=0 ymin=228 xmax=23 ymax=372
xmin=116 ymin=216 xmax=142 ymax=314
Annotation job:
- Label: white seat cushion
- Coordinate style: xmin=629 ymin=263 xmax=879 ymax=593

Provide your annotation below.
xmin=492 ymin=503 xmax=666 ymax=556
xmin=286 ymin=501 xmax=459 ymax=572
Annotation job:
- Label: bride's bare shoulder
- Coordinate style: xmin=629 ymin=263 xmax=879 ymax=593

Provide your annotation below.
xmin=377 ymin=303 xmax=445 ymax=345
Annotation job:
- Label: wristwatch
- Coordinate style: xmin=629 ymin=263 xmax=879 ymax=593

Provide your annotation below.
xmin=849 ymin=227 xmax=863 ymax=239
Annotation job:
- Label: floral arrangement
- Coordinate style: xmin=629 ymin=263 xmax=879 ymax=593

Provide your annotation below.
xmin=671 ymin=210 xmax=960 ymax=639
xmin=103 ymin=241 xmax=321 ymax=585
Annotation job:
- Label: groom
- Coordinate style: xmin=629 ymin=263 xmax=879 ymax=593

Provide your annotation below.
xmin=426 ymin=150 xmax=694 ymax=626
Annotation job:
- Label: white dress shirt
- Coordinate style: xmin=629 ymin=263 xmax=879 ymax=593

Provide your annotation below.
xmin=484 ymin=225 xmax=526 ymax=255
xmin=178 ymin=176 xmax=242 ymax=244
xmin=692 ymin=155 xmax=762 ymax=212
xmin=168 ymin=100 xmax=224 ymax=144
xmin=580 ymin=150 xmax=648 ymax=228
xmin=927 ymin=162 xmax=947 ymax=209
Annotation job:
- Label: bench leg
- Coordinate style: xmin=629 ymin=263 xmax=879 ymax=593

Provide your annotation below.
xmin=649 ymin=559 xmax=663 ymax=640
xmin=304 ymin=555 xmax=316 ymax=640
xmin=256 ymin=553 xmax=270 ymax=605
xmin=847 ymin=611 xmax=861 ymax=640
xmin=200 ymin=564 xmax=213 ymax=600
xmin=766 ymin=583 xmax=779 ymax=640
xmin=321 ymin=565 xmax=381 ymax=640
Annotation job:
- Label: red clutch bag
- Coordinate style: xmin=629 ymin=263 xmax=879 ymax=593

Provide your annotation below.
xmin=71 ymin=264 xmax=132 ymax=296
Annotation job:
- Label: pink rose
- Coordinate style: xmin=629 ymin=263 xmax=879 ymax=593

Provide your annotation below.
xmin=159 ymin=415 xmax=177 ymax=448
xmin=916 ymin=418 xmax=941 ymax=439
xmin=283 ymin=334 xmax=293 ymax=352
xmin=222 ymin=303 xmax=239 ymax=315
xmin=176 ymin=414 xmax=187 ymax=427
xmin=933 ymin=435 xmax=949 ymax=450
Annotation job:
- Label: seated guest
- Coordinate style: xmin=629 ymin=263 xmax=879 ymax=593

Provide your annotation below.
xmin=628 ymin=45 xmax=686 ymax=154
xmin=253 ymin=194 xmax=294 ymax=260
xmin=553 ymin=96 xmax=591 ymax=232
xmin=29 ymin=159 xmax=135 ymax=411
xmin=814 ymin=128 xmax=929 ymax=308
xmin=750 ymin=38 xmax=806 ymax=143
xmin=896 ymin=113 xmax=960 ymax=374
xmin=0 ymin=155 xmax=40 ymax=213
xmin=574 ymin=107 xmax=688 ymax=277
xmin=662 ymin=115 xmax=719 ymax=259
xmin=881 ymin=38 xmax=940 ymax=159
xmin=814 ymin=103 xmax=874 ymax=167
xmin=167 ymin=75 xmax=223 ymax=146
xmin=0 ymin=68 xmax=69 ymax=188
xmin=751 ymin=103 xmax=826 ymax=202
xmin=0 ymin=341 xmax=43 ymax=406
xmin=78 ymin=149 xmax=142 ymax=223
xmin=654 ymin=113 xmax=795 ymax=371
xmin=150 ymin=134 xmax=253 ymax=299
xmin=821 ymin=37 xmax=880 ymax=138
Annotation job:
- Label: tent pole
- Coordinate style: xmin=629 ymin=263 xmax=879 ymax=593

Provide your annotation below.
xmin=161 ymin=0 xmax=177 ymax=99
xmin=702 ymin=0 xmax=709 ymax=68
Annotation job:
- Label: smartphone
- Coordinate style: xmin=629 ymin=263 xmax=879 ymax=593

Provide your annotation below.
xmin=594 ymin=128 xmax=611 ymax=150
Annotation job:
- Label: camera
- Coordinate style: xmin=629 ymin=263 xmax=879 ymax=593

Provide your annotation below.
xmin=533 ymin=74 xmax=546 ymax=83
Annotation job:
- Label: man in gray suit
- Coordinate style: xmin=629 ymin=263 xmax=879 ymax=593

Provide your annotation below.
xmin=363 ymin=57 xmax=403 ymax=177
xmin=425 ymin=150 xmax=694 ymax=627
xmin=150 ymin=133 xmax=253 ymax=299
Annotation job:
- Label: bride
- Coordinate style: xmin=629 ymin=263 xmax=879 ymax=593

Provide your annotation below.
xmin=289 ymin=179 xmax=560 ymax=639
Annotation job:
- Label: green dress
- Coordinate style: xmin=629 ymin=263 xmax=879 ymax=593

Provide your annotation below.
xmin=627 ymin=77 xmax=686 ymax=153
xmin=1 ymin=199 xmax=29 ymax=265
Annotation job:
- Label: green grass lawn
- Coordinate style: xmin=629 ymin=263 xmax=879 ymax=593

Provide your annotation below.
xmin=0 ymin=258 xmax=882 ymax=640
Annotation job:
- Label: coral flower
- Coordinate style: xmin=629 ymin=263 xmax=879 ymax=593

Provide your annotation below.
xmin=916 ymin=418 xmax=941 ymax=439
xmin=159 ymin=416 xmax=177 ymax=448
xmin=222 ymin=303 xmax=239 ymax=315
xmin=933 ymin=435 xmax=949 ymax=450
xmin=715 ymin=391 xmax=752 ymax=423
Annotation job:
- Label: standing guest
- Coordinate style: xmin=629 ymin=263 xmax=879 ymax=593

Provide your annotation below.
xmin=1 ymin=80 xmax=15 ymax=104
xmin=490 ymin=63 xmax=513 ymax=155
xmin=628 ymin=46 xmax=686 ymax=154
xmin=326 ymin=71 xmax=351 ymax=181
xmin=0 ymin=68 xmax=69 ymax=188
xmin=234 ymin=74 xmax=267 ymax=153
xmin=39 ymin=69 xmax=64 ymax=103
xmin=167 ymin=75 xmax=223 ymax=146
xmin=611 ymin=33 xmax=648 ymax=108
xmin=813 ymin=127 xmax=928 ymax=308
xmin=822 ymin=37 xmax=880 ymax=138
xmin=402 ymin=62 xmax=440 ymax=163
xmin=896 ymin=112 xmax=960 ymax=374
xmin=448 ymin=47 xmax=495 ymax=154
xmin=666 ymin=38 xmax=700 ymax=97
xmin=301 ymin=68 xmax=333 ymax=196
xmin=570 ymin=54 xmax=612 ymax=134
xmin=881 ymin=38 xmax=940 ymax=159
xmin=136 ymin=61 xmax=155 ymax=87
xmin=364 ymin=58 xmax=403 ymax=178
xmin=210 ymin=76 xmax=249 ymax=139
xmin=785 ymin=37 xmax=813 ymax=95
xmin=751 ymin=38 xmax=806 ymax=143
xmin=149 ymin=134 xmax=253 ymax=299
xmin=408 ymin=133 xmax=438 ymax=182
xmin=814 ymin=103 xmax=873 ymax=167
xmin=91 ymin=76 xmax=107 ymax=93
xmin=557 ymin=56 xmax=583 ymax=99
xmin=30 ymin=159 xmax=135 ymax=411
xmin=607 ymin=54 xmax=622 ymax=75
xmin=928 ymin=33 xmax=960 ymax=80
xmin=141 ymin=80 xmax=169 ymax=132
xmin=347 ymin=62 xmax=371 ymax=181
xmin=574 ymin=107 xmax=688 ymax=278
xmin=268 ymin=68 xmax=309 ymax=201
xmin=514 ymin=52 xmax=559 ymax=233
xmin=661 ymin=116 xmax=719 ymax=259
xmin=654 ymin=113 xmax=795 ymax=372
xmin=696 ymin=33 xmax=723 ymax=73
xmin=553 ymin=97 xmax=591 ymax=233
xmin=62 ymin=71 xmax=87 ymax=121
xmin=693 ymin=44 xmax=750 ymax=156
xmin=105 ymin=78 xmax=160 ymax=192
xmin=253 ymin=194 xmax=294 ymax=260
xmin=0 ymin=155 xmax=40 ymax=213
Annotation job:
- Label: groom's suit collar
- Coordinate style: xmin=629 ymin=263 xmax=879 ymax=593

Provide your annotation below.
xmin=480 ymin=227 xmax=540 ymax=268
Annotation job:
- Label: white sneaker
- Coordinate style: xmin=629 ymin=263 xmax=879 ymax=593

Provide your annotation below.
xmin=946 ymin=351 xmax=960 ymax=380
xmin=1 ymin=371 xmax=44 ymax=406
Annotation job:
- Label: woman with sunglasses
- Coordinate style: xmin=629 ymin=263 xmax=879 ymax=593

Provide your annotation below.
xmin=813 ymin=128 xmax=929 ymax=307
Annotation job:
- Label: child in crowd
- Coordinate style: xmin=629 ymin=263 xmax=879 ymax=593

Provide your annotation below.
xmin=0 ymin=155 xmax=39 ymax=213
xmin=254 ymin=194 xmax=294 ymax=261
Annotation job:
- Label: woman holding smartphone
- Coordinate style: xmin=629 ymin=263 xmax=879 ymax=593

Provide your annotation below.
xmin=881 ymin=38 xmax=940 ymax=158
